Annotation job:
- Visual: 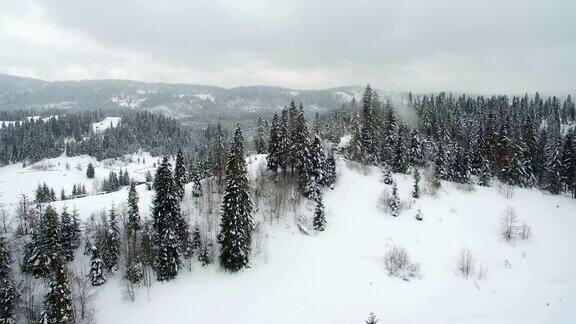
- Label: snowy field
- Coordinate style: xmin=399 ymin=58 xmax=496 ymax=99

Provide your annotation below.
xmin=1 ymin=154 xmax=575 ymax=323
xmin=92 ymin=117 xmax=122 ymax=133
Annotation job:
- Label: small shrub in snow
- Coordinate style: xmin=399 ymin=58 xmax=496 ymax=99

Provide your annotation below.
xmin=457 ymin=248 xmax=475 ymax=279
xmin=415 ymin=208 xmax=423 ymax=221
xmin=365 ymin=312 xmax=379 ymax=324
xmin=497 ymin=183 xmax=514 ymax=198
xmin=500 ymin=206 xmax=532 ymax=242
xmin=384 ymin=246 xmax=421 ymax=281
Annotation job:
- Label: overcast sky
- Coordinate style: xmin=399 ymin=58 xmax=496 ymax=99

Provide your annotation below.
xmin=1 ymin=0 xmax=574 ymax=94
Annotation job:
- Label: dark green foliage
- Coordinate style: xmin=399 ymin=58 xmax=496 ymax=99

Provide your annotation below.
xmin=0 ymin=236 xmax=17 ymax=323
xmin=41 ymin=261 xmax=74 ymax=323
xmin=253 ymin=115 xmax=268 ymax=154
xmin=267 ymin=114 xmax=282 ymax=172
xmin=412 ymin=169 xmax=421 ymax=198
xmin=313 ymin=197 xmax=327 ymax=231
xmin=391 ymin=124 xmax=409 ymax=173
xmin=360 ymin=84 xmax=379 ymax=164
xmin=88 ymin=247 xmax=106 ymax=286
xmin=390 ymin=183 xmax=400 ymax=217
xmin=86 ymin=162 xmax=95 ymax=178
xmin=101 ymin=207 xmax=120 ymax=272
xmin=22 ymin=206 xmax=60 ymax=278
xmin=152 ymin=157 xmax=185 ymax=281
xmin=35 ymin=183 xmax=56 ymax=203
xmin=174 ymin=149 xmax=188 ymax=201
xmin=323 ymin=149 xmax=337 ymax=188
xmin=58 ymin=208 xmax=78 ymax=262
xmin=218 ymin=126 xmax=253 ymax=272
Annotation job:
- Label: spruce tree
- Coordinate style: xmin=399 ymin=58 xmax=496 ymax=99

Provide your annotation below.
xmin=191 ymin=164 xmax=203 ymax=197
xmin=389 ymin=183 xmax=400 ymax=217
xmin=218 ymin=126 xmax=254 ymax=272
xmin=58 ymin=208 xmax=76 ymax=262
xmin=323 ymin=149 xmax=337 ymax=188
xmin=412 ymin=169 xmax=421 ymax=198
xmin=544 ymin=138 xmax=563 ymax=194
xmin=267 ymin=114 xmax=281 ymax=172
xmin=478 ymin=157 xmax=492 ymax=187
xmin=391 ymin=124 xmax=409 ymax=173
xmin=253 ymin=115 xmax=268 ymax=154
xmin=278 ymin=108 xmax=291 ymax=171
xmin=22 ymin=206 xmax=60 ymax=278
xmin=360 ymin=84 xmax=379 ymax=164
xmin=0 ymin=236 xmax=17 ymax=323
xmin=88 ymin=246 xmax=106 ymax=286
xmin=127 ymin=183 xmax=141 ymax=238
xmin=86 ymin=162 xmax=95 ymax=178
xmin=366 ymin=312 xmax=379 ymax=324
xmin=174 ymin=149 xmax=188 ymax=201
xmin=102 ymin=206 xmax=120 ymax=271
xmin=561 ymin=131 xmax=576 ymax=197
xmin=409 ymin=129 xmax=423 ymax=166
xmin=381 ymin=163 xmax=393 ymax=185
xmin=152 ymin=157 xmax=183 ymax=281
xmin=42 ymin=261 xmax=74 ymax=323
xmin=313 ymin=196 xmax=327 ymax=231
xmin=381 ymin=108 xmax=398 ymax=165
xmin=309 ymin=135 xmax=326 ymax=187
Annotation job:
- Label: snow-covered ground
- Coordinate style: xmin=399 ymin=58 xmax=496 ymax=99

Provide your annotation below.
xmin=92 ymin=117 xmax=122 ymax=133
xmin=2 ymin=154 xmax=575 ymax=323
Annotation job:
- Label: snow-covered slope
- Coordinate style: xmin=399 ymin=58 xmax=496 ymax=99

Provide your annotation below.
xmin=1 ymin=155 xmax=575 ymax=323
xmin=92 ymin=117 xmax=121 ymax=133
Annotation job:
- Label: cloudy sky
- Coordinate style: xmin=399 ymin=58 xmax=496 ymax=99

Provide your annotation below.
xmin=1 ymin=0 xmax=574 ymax=93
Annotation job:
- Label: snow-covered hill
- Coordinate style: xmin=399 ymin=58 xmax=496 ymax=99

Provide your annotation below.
xmin=1 ymin=153 xmax=574 ymax=323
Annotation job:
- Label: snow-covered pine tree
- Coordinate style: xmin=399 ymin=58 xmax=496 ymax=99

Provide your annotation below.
xmin=102 ymin=206 xmax=120 ymax=271
xmin=409 ymin=128 xmax=423 ymax=166
xmin=210 ymin=123 xmax=228 ymax=184
xmin=278 ymin=108 xmax=291 ymax=171
xmin=435 ymin=142 xmax=448 ymax=182
xmin=86 ymin=162 xmax=95 ymax=178
xmin=292 ymin=105 xmax=314 ymax=197
xmin=309 ymin=135 xmax=326 ymax=187
xmin=145 ymin=170 xmax=153 ymax=190
xmin=412 ymin=168 xmax=421 ymax=198
xmin=174 ymin=149 xmax=188 ymax=201
xmin=152 ymin=157 xmax=183 ymax=281
xmin=88 ymin=246 xmax=106 ymax=286
xmin=381 ymin=163 xmax=393 ymax=185
xmin=313 ymin=196 xmax=327 ymax=231
xmin=191 ymin=164 xmax=203 ymax=197
xmin=544 ymin=137 xmax=563 ymax=194
xmin=127 ymin=183 xmax=141 ymax=238
xmin=478 ymin=157 xmax=492 ymax=186
xmin=389 ymin=183 xmax=400 ymax=217
xmin=198 ymin=242 xmax=213 ymax=266
xmin=218 ymin=126 xmax=254 ymax=272
xmin=360 ymin=84 xmax=379 ymax=165
xmin=58 ymin=208 xmax=76 ymax=262
xmin=41 ymin=260 xmax=74 ymax=323
xmin=392 ymin=124 xmax=409 ymax=173
xmin=561 ymin=130 xmax=576 ymax=197
xmin=380 ymin=108 xmax=398 ymax=165
xmin=22 ymin=206 xmax=60 ymax=278
xmin=0 ymin=235 xmax=17 ymax=323
xmin=253 ymin=115 xmax=268 ymax=154
xmin=267 ymin=114 xmax=281 ymax=172
xmin=323 ymin=149 xmax=337 ymax=188
xmin=415 ymin=207 xmax=423 ymax=221
xmin=366 ymin=311 xmax=379 ymax=324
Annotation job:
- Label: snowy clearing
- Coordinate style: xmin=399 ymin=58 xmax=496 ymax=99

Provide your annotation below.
xmin=92 ymin=117 xmax=122 ymax=133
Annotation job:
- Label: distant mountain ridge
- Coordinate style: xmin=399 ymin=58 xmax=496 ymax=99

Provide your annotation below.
xmin=0 ymin=74 xmax=404 ymax=123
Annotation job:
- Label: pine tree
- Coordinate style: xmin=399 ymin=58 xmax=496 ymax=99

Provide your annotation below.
xmin=478 ymin=157 xmax=492 ymax=187
xmin=380 ymin=108 xmax=398 ymax=165
xmin=22 ymin=206 xmax=60 ymax=278
xmin=360 ymin=84 xmax=379 ymax=164
xmin=292 ymin=105 xmax=314 ymax=197
xmin=366 ymin=312 xmax=379 ymax=324
xmin=60 ymin=189 xmax=66 ymax=201
xmin=210 ymin=123 xmax=228 ymax=184
xmin=389 ymin=183 xmax=400 ymax=217
xmin=561 ymin=131 xmax=576 ymax=197
xmin=544 ymin=138 xmax=563 ymax=194
xmin=434 ymin=142 xmax=448 ymax=182
xmin=145 ymin=170 xmax=153 ymax=190
xmin=323 ymin=149 xmax=337 ymax=188
xmin=198 ymin=242 xmax=213 ymax=266
xmin=127 ymin=183 xmax=141 ymax=238
xmin=381 ymin=163 xmax=393 ymax=185
xmin=253 ymin=115 xmax=268 ymax=154
xmin=174 ymin=149 xmax=188 ymax=201
xmin=88 ymin=246 xmax=106 ymax=286
xmin=86 ymin=162 xmax=95 ymax=178
xmin=152 ymin=157 xmax=183 ymax=281
xmin=415 ymin=207 xmax=423 ymax=221
xmin=409 ymin=129 xmax=423 ymax=166
xmin=391 ymin=124 xmax=409 ymax=173
xmin=191 ymin=164 xmax=203 ymax=197
xmin=58 ymin=208 xmax=76 ymax=262
xmin=0 ymin=236 xmax=17 ymax=323
xmin=218 ymin=126 xmax=254 ymax=272
xmin=313 ymin=196 xmax=327 ymax=231
xmin=41 ymin=261 xmax=74 ymax=323
xmin=412 ymin=169 xmax=421 ymax=198
xmin=278 ymin=108 xmax=291 ymax=171
xmin=102 ymin=206 xmax=120 ymax=271
xmin=309 ymin=135 xmax=326 ymax=187
xmin=267 ymin=114 xmax=282 ymax=172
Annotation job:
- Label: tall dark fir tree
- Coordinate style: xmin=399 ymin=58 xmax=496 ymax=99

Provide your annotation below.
xmin=174 ymin=149 xmax=188 ymax=201
xmin=218 ymin=126 xmax=254 ymax=272
xmin=0 ymin=236 xmax=17 ymax=323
